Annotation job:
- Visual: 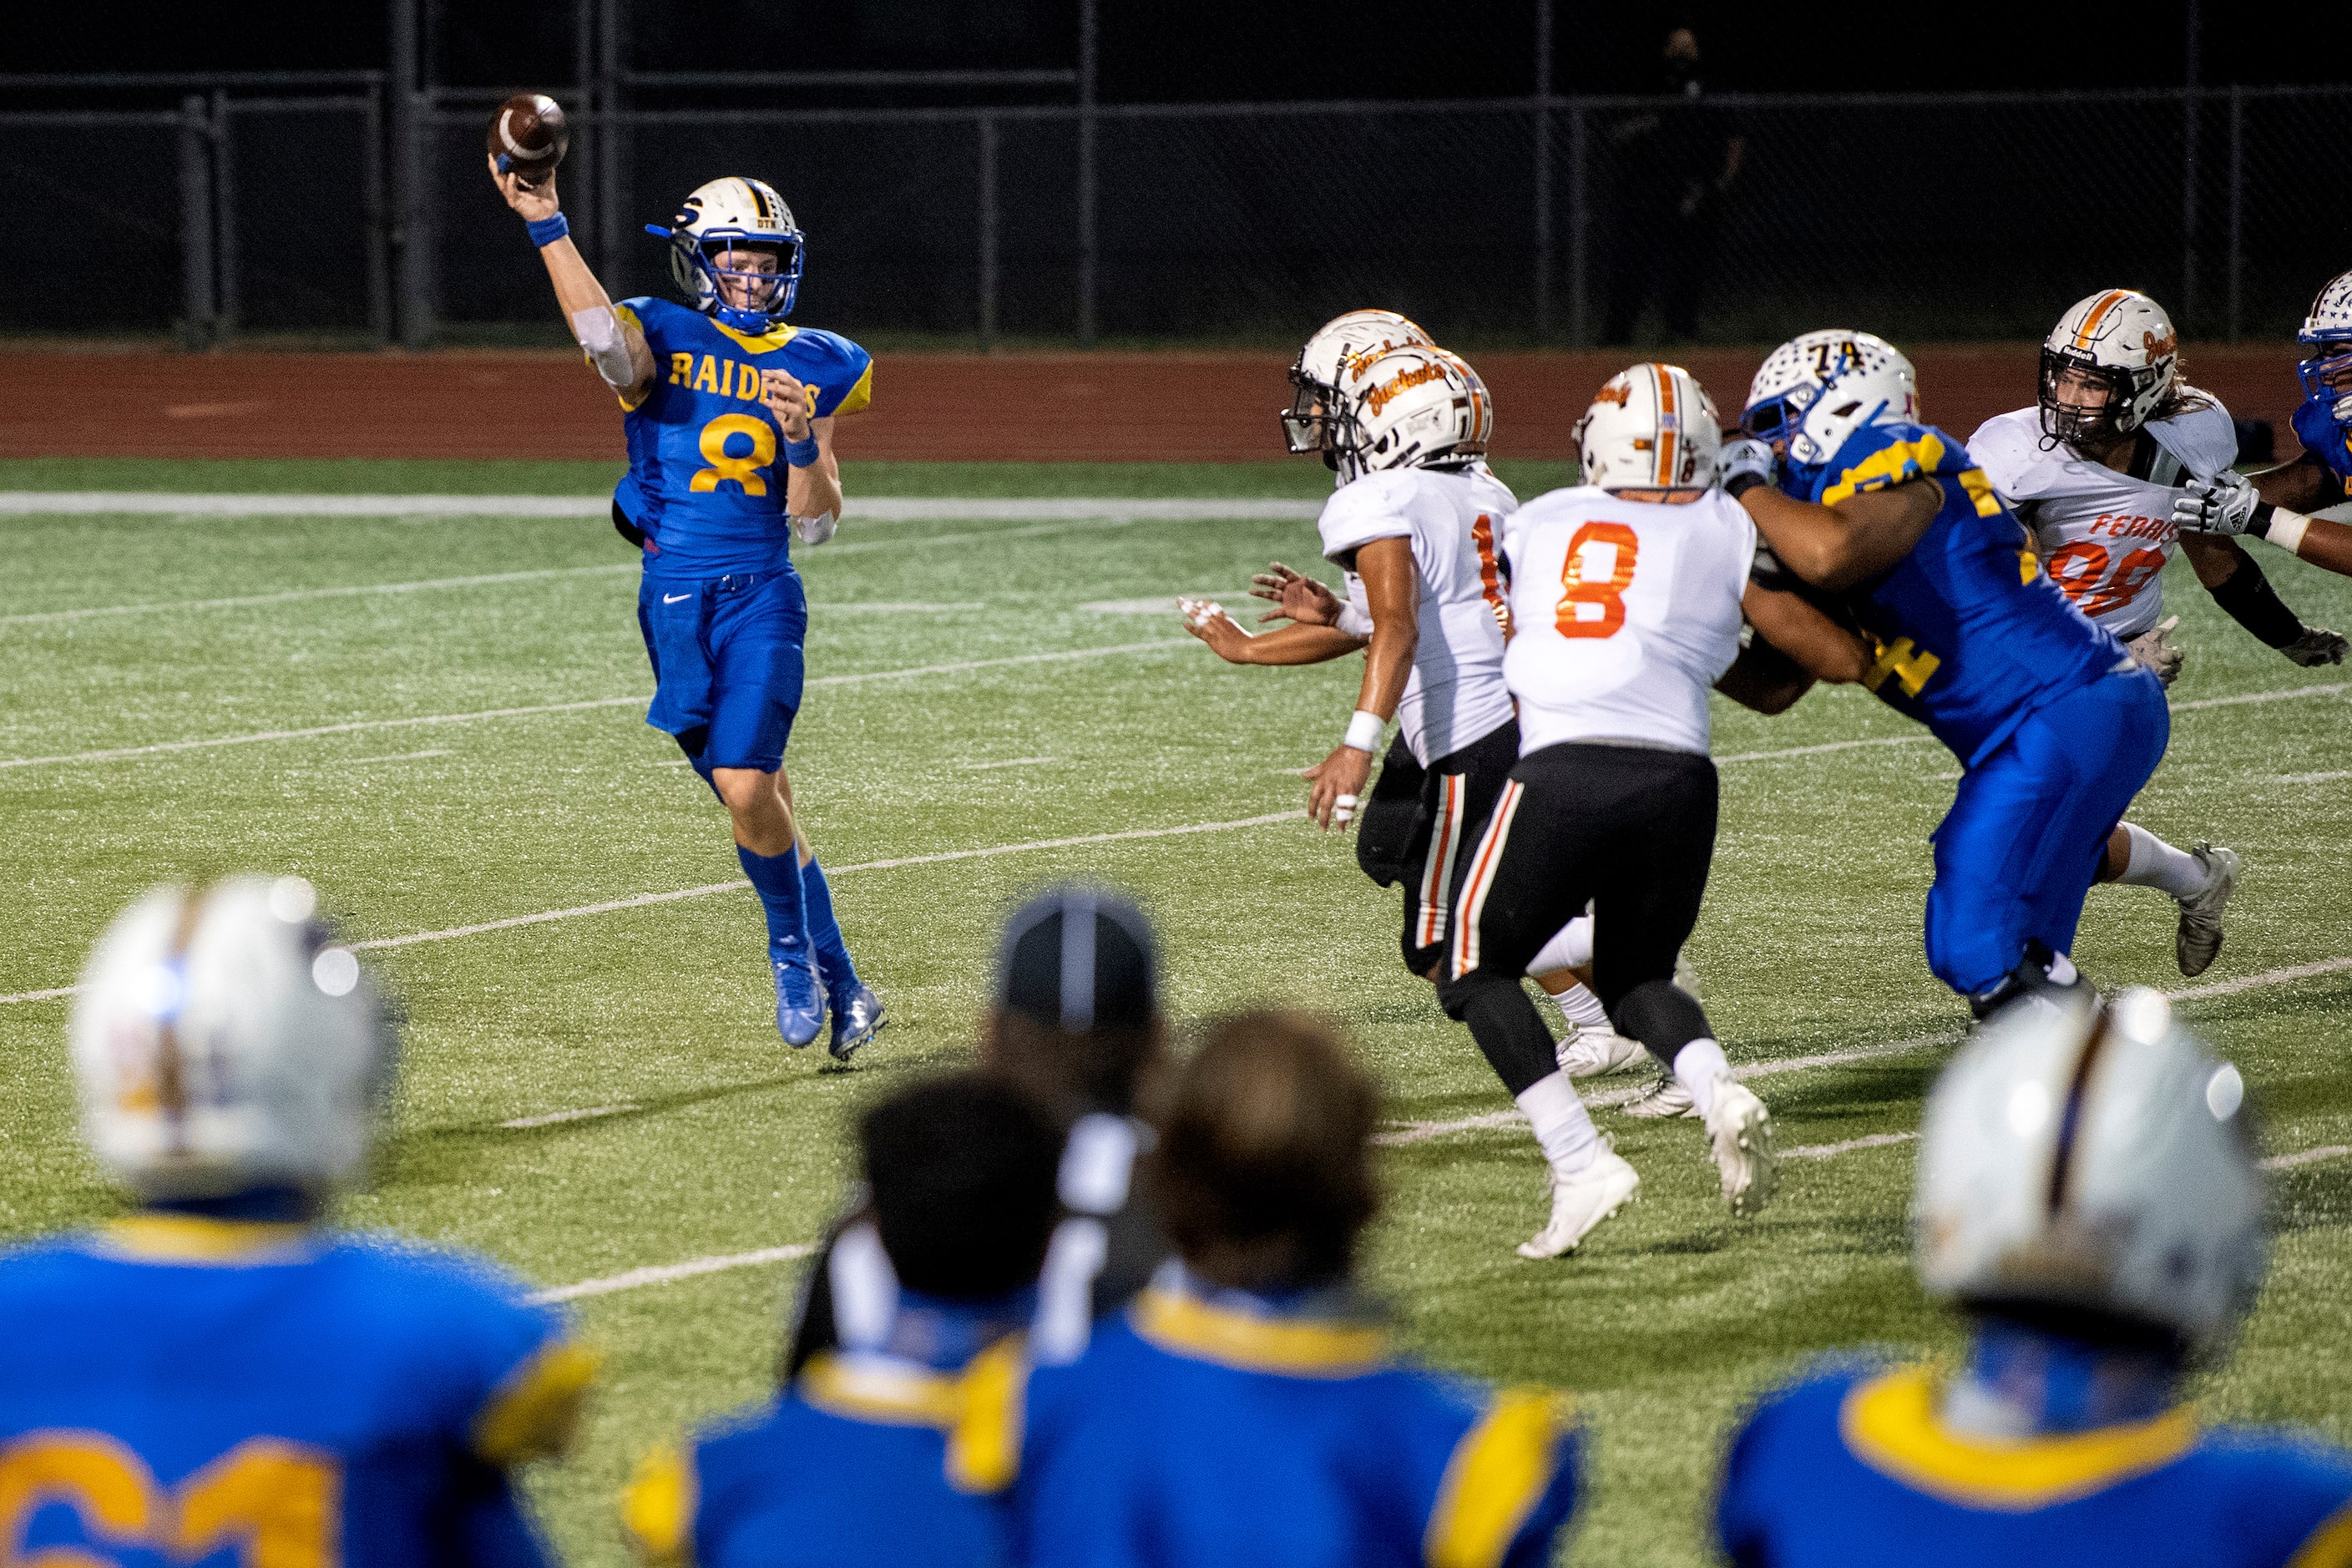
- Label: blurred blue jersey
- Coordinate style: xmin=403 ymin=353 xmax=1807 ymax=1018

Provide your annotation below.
xmin=0 ymin=1215 xmax=592 ymax=1568
xmin=1718 ymin=1364 xmax=2352 ymax=1568
xmin=951 ymin=1279 xmax=1583 ymax=1568
xmin=2290 ymin=396 xmax=2352 ymax=493
xmin=1793 ymin=422 xmax=2127 ymax=766
xmin=624 ymin=1351 xmax=1004 ymax=1568
xmin=610 ymin=296 xmax=873 ymax=579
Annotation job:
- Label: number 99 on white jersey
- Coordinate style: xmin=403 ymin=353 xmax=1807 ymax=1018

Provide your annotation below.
xmin=1500 ymin=486 xmax=1756 ymax=757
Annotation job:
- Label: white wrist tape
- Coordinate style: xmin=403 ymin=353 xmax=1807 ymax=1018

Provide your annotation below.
xmin=1336 ymin=601 xmax=1374 ymax=638
xmin=1343 ymin=710 xmax=1385 ymax=754
xmin=791 ymin=510 xmax=839 ymax=546
xmin=569 ymin=306 xmax=637 ymax=392
xmin=2268 ymin=508 xmax=2312 ymax=557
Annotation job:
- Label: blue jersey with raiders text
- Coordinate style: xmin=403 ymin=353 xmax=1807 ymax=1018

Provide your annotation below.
xmin=1791 ymin=422 xmax=2128 ymax=767
xmin=610 ymin=296 xmax=873 ymax=581
xmin=0 ymin=1216 xmax=594 ymax=1568
xmin=950 ymin=1281 xmax=1583 ymax=1568
xmin=1717 ymin=1364 xmax=2352 ymax=1568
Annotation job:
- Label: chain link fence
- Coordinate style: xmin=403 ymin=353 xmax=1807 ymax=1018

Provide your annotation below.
xmin=3 ymin=86 xmax=2345 ymax=348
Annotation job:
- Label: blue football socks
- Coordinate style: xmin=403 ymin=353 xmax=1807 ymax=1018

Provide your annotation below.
xmin=737 ymin=843 xmax=814 ymax=968
xmin=800 ymin=852 xmax=861 ymax=994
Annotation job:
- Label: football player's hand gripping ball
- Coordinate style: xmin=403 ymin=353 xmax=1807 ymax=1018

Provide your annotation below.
xmin=487 ymin=154 xmax=559 ymax=223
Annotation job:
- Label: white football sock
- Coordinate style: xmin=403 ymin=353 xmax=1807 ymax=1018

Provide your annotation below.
xmin=1527 ymin=915 xmax=1595 ymax=975
xmin=1548 ymin=981 xmax=1611 ymax=1031
xmin=1515 ymin=1072 xmax=1601 ymax=1178
xmin=2042 ymin=950 xmax=2079 ymax=986
xmin=2115 ymin=823 xmax=2209 ymax=900
xmin=1670 ymin=1038 xmax=1732 ymax=1117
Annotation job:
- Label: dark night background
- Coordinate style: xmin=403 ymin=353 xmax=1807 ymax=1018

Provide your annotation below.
xmin=6 ymin=2 xmax=2346 ymax=99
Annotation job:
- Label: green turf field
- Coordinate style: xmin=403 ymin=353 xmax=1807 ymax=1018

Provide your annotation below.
xmin=3 ymin=459 xmax=2349 ymax=1565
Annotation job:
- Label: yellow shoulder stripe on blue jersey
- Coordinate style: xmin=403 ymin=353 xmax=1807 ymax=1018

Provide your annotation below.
xmin=1839 ymin=1368 xmax=2196 ymax=1510
xmin=95 ymin=1215 xmax=316 ymax=1266
xmin=1955 ymin=466 xmax=2005 ymax=518
xmin=833 ymin=360 xmax=874 ymax=417
xmin=2292 ymin=1497 xmax=2352 ymax=1568
xmin=620 ymin=1441 xmax=697 ymax=1567
xmin=945 ymin=1335 xmax=1030 ymax=1495
xmin=709 ymin=318 xmax=802 ymax=355
xmin=799 ymin=1352 xmax=966 ymax=1428
xmin=1424 ymin=1387 xmax=1577 ymax=1568
xmin=1128 ymin=1287 xmax=1391 ymax=1378
xmin=473 ymin=1339 xmax=601 ymax=1465
xmin=1821 ymin=433 xmax=1945 ymax=505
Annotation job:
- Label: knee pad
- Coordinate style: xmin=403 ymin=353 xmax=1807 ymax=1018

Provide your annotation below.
xmin=1610 ymin=979 xmax=1711 ymax=1060
xmin=1436 ymin=966 xmax=1513 ymax=1024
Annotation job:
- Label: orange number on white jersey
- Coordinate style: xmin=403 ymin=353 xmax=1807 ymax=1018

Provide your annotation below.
xmin=2043 ymin=539 xmax=2166 ymax=619
xmin=1554 ymin=522 xmax=1641 ymax=639
xmin=1471 ymin=513 xmax=1512 ymax=638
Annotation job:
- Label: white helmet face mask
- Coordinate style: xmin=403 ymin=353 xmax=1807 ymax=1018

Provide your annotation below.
xmin=69 ymin=878 xmax=397 ymax=1202
xmin=1914 ymin=987 xmax=2266 ymax=1350
xmin=1574 ymin=362 xmax=1722 ymax=491
xmin=2039 ymin=288 xmax=2179 ymax=449
xmin=1282 ymin=309 xmax=1434 ymax=466
xmin=646 ymin=176 xmax=807 ymax=330
xmin=1338 ymin=346 xmax=1493 ymax=478
xmin=1740 ymin=330 xmax=1920 ymax=480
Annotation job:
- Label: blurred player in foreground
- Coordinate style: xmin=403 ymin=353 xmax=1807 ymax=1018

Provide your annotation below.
xmin=624 ymin=1071 xmax=1063 ymax=1567
xmin=952 ymin=1010 xmax=1586 ymax=1567
xmin=1439 ymin=365 xmax=1871 ymax=1253
xmin=1717 ymin=987 xmax=2352 ymax=1565
xmin=492 ymin=159 xmax=883 ymax=1058
xmin=0 ymin=877 xmax=591 ymax=1565
xmin=1970 ymin=288 xmax=2337 ymax=975
xmin=1727 ymin=332 xmax=2168 ymax=1019
xmin=1184 ymin=311 xmax=1641 ymax=1079
xmin=785 ymin=887 xmax=1171 ymax=1376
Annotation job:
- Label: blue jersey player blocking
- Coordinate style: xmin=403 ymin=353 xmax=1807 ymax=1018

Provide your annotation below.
xmin=493 ymin=155 xmax=883 ymax=1057
xmin=1717 ymin=984 xmax=2352 ymax=1567
xmin=623 ymin=1071 xmax=1064 ymax=1568
xmin=1722 ymin=331 xmax=2169 ymax=1019
xmin=952 ymin=1011 xmax=1584 ymax=1568
xmin=0 ymin=876 xmax=594 ymax=1568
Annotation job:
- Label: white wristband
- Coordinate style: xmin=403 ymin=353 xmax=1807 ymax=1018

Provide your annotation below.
xmin=1343 ymin=710 xmax=1385 ymax=754
xmin=1336 ymin=600 xmax=1374 ymax=638
xmin=2268 ymin=508 xmax=2312 ymax=557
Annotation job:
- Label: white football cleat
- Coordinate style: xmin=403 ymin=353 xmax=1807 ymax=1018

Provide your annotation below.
xmin=1704 ymin=1078 xmax=1776 ymax=1218
xmin=1555 ymin=1024 xmax=1650 ymax=1079
xmin=1620 ymin=1075 xmax=1699 ymax=1120
xmin=1517 ymin=1143 xmax=1641 ymax=1259
xmin=2175 ymin=842 xmax=2239 ymax=979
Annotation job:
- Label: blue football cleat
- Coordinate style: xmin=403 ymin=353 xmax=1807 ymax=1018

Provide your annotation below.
xmin=774 ymin=958 xmax=826 ymax=1048
xmin=827 ymin=983 xmax=886 ymax=1063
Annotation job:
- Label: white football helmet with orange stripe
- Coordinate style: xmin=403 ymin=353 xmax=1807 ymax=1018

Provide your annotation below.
xmin=1740 ymin=330 xmax=1920 ymax=481
xmin=2039 ymin=288 xmax=2179 ymax=448
xmin=1282 ymin=310 xmax=1435 ymax=465
xmin=69 ymin=878 xmax=396 ymax=1201
xmin=1338 ymin=346 xmax=1493 ymax=478
xmin=1575 ymin=362 xmax=1722 ymax=490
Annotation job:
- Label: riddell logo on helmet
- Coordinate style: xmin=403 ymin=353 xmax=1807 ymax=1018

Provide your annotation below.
xmin=1366 ymin=362 xmax=1446 ymax=416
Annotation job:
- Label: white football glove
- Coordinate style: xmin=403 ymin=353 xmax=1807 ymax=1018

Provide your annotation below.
xmin=2123 ymin=615 xmax=2184 ymax=685
xmin=1718 ymin=435 xmax=1777 ymax=497
xmin=2172 ymin=468 xmax=2260 ymax=535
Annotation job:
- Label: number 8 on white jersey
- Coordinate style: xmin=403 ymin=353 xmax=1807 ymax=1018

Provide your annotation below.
xmin=1500 ymin=486 xmax=1756 ymax=758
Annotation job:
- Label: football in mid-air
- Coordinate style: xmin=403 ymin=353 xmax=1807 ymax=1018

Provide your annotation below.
xmin=487 ymin=94 xmax=568 ymax=189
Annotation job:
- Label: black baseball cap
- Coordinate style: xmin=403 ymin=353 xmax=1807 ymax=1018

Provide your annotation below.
xmin=994 ymin=886 xmax=1159 ymax=1031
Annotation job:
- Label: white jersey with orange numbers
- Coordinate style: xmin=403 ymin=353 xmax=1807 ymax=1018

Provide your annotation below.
xmin=1318 ymin=462 xmax=1519 ymax=766
xmin=1968 ymin=398 xmax=2238 ymax=639
xmin=1499 ymin=484 xmax=1754 ymax=757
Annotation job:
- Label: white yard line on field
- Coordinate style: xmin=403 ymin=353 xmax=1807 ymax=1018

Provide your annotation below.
xmin=0 ymin=640 xmax=1192 ymax=771
xmin=529 ymin=1141 xmax=2352 ymax=1303
xmin=2278 ymin=770 xmax=2352 ymax=785
xmin=501 ymin=1104 xmax=640 ymax=1130
xmin=964 ymin=756 xmax=1057 ymax=770
xmin=527 ymin=1242 xmax=818 ymax=1305
xmin=347 ymin=749 xmax=453 ymax=764
xmin=0 ymin=493 xmax=1321 ymax=522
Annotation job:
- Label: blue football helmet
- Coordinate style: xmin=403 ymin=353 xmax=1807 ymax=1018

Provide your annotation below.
xmin=2295 ymin=270 xmax=2352 ymax=469
xmin=645 ymin=176 xmax=806 ymax=332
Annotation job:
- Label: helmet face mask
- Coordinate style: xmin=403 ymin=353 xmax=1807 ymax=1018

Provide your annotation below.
xmin=2036 ymin=289 xmax=2178 ymax=451
xmin=647 ymin=177 xmax=807 ymax=330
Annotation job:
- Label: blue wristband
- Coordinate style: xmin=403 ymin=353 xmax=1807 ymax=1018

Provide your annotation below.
xmin=784 ymin=436 xmax=820 ymax=468
xmin=526 ymin=212 xmax=569 ymax=248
